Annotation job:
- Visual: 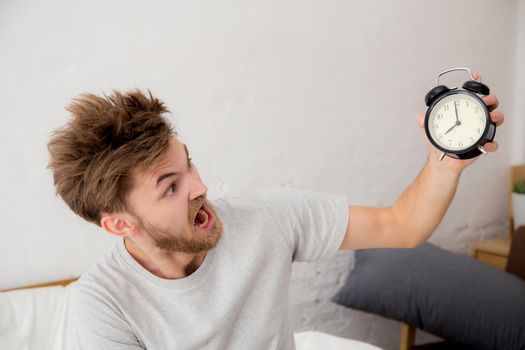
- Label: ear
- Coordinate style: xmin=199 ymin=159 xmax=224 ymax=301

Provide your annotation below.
xmin=100 ymin=212 xmax=137 ymax=237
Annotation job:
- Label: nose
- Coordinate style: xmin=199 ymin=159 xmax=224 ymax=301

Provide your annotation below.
xmin=188 ymin=178 xmax=207 ymax=201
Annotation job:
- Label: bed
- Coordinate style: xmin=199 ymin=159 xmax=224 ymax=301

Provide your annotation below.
xmin=0 ymin=278 xmax=382 ymax=350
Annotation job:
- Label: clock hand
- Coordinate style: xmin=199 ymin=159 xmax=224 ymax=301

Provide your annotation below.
xmin=445 ymin=104 xmax=462 ymax=135
xmin=444 ymin=123 xmax=457 ymax=135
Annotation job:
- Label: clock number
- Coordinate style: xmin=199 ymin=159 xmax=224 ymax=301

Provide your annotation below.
xmin=439 ymin=134 xmax=443 ymax=139
xmin=477 ymin=128 xmax=481 ymax=133
xmin=458 ymin=142 xmax=463 ymax=148
xmin=437 ymin=113 xmax=443 ymax=120
xmin=466 ymin=101 xmax=469 ymax=108
xmin=444 ymin=105 xmax=450 ymax=112
xmin=433 ymin=124 xmax=439 ymax=129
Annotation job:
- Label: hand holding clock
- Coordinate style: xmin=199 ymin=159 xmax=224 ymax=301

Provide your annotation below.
xmin=417 ymin=71 xmax=504 ymax=175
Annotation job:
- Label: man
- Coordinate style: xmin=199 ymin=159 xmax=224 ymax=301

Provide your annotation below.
xmin=48 ymin=81 xmax=503 ymax=349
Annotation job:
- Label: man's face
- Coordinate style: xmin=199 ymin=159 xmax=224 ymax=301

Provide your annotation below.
xmin=127 ymin=138 xmax=223 ymax=253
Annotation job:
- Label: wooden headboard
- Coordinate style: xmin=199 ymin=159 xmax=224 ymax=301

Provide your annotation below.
xmin=1 ymin=277 xmax=79 ymax=293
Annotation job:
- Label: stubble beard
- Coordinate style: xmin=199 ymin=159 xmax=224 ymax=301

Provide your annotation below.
xmin=137 ymin=198 xmax=223 ymax=254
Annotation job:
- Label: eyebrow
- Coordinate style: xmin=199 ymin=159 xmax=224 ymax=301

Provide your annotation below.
xmin=155 ymin=145 xmax=190 ymax=187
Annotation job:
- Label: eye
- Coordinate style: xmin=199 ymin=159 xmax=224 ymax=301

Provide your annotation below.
xmin=164 ymin=183 xmax=177 ymax=197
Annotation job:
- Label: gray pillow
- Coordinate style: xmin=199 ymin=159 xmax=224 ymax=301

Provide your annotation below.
xmin=332 ymin=243 xmax=525 ymax=350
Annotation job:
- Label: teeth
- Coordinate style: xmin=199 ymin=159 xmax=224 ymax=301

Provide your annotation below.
xmin=200 ymin=210 xmax=209 ymax=227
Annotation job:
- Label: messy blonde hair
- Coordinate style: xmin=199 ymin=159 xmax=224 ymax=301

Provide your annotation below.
xmin=48 ymin=90 xmax=174 ymax=226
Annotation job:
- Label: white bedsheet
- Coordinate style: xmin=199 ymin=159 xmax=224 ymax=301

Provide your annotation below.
xmin=0 ymin=285 xmax=71 ymax=350
xmin=0 ymin=284 xmax=382 ymax=350
xmin=294 ymin=331 xmax=383 ymax=350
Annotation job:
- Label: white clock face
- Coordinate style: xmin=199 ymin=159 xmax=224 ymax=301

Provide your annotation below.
xmin=428 ymin=93 xmax=488 ymax=151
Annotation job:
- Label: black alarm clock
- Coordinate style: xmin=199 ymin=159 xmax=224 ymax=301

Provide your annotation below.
xmin=424 ymin=67 xmax=496 ymax=161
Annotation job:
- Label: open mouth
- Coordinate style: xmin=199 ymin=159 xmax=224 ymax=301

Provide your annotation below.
xmin=192 ymin=202 xmax=215 ymax=232
xmin=194 ymin=205 xmax=209 ymax=227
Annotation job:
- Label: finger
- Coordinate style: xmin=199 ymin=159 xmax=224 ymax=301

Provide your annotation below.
xmin=482 ymin=95 xmax=499 ymax=111
xmin=416 ymin=112 xmax=425 ymax=129
xmin=484 ymin=142 xmax=499 ymax=153
xmin=473 ymin=71 xmax=480 ymax=80
xmin=490 ymin=111 xmax=504 ymax=126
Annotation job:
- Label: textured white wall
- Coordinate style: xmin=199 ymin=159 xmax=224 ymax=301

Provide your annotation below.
xmin=0 ymin=0 xmax=521 ymax=348
xmin=512 ymin=0 xmax=525 ymax=164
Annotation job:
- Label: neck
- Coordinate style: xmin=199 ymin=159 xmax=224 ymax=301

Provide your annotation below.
xmin=124 ymin=238 xmax=207 ymax=279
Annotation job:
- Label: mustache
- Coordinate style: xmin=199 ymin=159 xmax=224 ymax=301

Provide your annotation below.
xmin=188 ymin=195 xmax=206 ymax=224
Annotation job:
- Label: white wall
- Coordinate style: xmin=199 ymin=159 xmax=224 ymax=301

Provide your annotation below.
xmin=513 ymin=0 xmax=525 ymax=164
xmin=0 ymin=0 xmax=521 ymax=348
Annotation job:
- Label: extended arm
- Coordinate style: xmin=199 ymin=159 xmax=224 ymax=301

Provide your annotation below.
xmin=339 ymin=156 xmax=459 ymax=250
xmin=339 ymin=92 xmax=503 ymax=250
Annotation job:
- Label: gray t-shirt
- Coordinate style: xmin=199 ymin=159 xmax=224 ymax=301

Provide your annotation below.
xmin=69 ymin=188 xmax=349 ymax=350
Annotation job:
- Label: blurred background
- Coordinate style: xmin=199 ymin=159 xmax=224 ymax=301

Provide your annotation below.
xmin=1 ymin=0 xmax=523 ymax=348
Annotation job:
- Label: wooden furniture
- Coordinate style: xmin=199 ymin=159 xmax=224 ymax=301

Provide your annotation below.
xmin=472 ymin=237 xmax=510 ymax=270
xmin=509 ymin=165 xmax=525 ymax=236
xmin=470 ymin=164 xmax=525 ymax=271
xmin=1 ymin=277 xmax=78 ymax=293
xmin=400 ymin=324 xmax=416 ymax=350
xmin=506 ymin=225 xmax=525 ymax=281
